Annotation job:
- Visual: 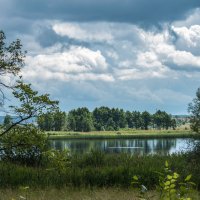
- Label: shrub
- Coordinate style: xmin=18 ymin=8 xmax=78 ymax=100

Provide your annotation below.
xmin=132 ymin=161 xmax=196 ymax=200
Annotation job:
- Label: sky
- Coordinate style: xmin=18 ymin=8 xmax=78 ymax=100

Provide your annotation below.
xmin=1 ymin=0 xmax=200 ymax=114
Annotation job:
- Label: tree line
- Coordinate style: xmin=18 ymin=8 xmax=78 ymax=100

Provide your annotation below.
xmin=36 ymin=107 xmax=177 ymax=132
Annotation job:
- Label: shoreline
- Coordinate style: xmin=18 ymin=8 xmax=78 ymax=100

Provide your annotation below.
xmin=47 ymin=130 xmax=200 ymax=140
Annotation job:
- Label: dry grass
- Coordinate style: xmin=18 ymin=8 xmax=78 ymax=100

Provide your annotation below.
xmin=0 ymin=188 xmax=157 ymax=200
xmin=1 ymin=188 xmax=199 ymax=200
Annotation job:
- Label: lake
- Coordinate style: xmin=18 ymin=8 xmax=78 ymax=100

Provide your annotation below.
xmin=49 ymin=137 xmax=199 ymax=155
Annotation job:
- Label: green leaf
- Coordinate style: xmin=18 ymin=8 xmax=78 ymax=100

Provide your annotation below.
xmin=171 ymin=179 xmax=176 ymax=183
xmin=173 ymin=172 xmax=179 ymax=179
xmin=164 ymin=186 xmax=170 ymax=190
xmin=170 ymin=184 xmax=175 ymax=189
xmin=167 ymin=175 xmax=172 ymax=180
xmin=133 ymin=175 xmax=138 ymax=181
xmin=164 ymin=181 xmax=170 ymax=186
xmin=185 ymin=174 xmax=192 ymax=181
xmin=165 ymin=161 xmax=169 ymax=168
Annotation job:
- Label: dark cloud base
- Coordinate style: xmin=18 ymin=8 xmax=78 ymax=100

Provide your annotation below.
xmin=5 ymin=0 xmax=200 ymax=25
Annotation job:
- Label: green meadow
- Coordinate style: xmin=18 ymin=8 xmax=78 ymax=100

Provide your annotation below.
xmin=47 ymin=129 xmax=198 ymax=139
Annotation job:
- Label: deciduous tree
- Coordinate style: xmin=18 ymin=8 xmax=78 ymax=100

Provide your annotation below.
xmin=0 ymin=31 xmax=25 ymax=105
xmin=188 ymin=88 xmax=200 ymax=133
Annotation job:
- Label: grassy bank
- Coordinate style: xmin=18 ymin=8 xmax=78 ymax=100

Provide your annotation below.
xmin=0 ymin=152 xmax=199 ymax=190
xmin=47 ymin=129 xmax=199 ymax=139
xmin=1 ymin=188 xmax=199 ymax=200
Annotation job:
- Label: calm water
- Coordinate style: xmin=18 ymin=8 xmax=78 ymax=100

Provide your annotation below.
xmin=49 ymin=138 xmax=199 ymax=155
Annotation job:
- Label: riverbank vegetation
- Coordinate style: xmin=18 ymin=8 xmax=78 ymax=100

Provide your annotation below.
xmin=48 ymin=129 xmax=199 ymax=139
xmin=0 ymin=151 xmax=199 ymax=190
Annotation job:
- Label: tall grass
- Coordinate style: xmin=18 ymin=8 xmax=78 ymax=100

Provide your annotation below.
xmin=0 ymin=151 xmax=199 ymax=190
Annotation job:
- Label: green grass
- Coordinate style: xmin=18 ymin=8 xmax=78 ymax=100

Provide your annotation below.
xmin=0 ymin=152 xmax=199 ymax=190
xmin=47 ymin=129 xmax=199 ymax=139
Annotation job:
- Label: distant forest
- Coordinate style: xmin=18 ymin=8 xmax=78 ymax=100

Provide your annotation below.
xmin=33 ymin=107 xmax=178 ymax=132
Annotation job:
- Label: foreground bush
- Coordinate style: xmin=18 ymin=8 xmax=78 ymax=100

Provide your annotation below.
xmin=132 ymin=161 xmax=196 ymax=200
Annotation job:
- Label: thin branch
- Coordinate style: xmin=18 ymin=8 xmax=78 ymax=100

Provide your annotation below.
xmin=0 ymin=114 xmax=33 ymax=137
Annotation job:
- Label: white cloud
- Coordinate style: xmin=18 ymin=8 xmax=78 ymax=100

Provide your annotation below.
xmin=52 ymin=22 xmax=113 ymax=42
xmin=172 ymin=25 xmax=200 ymax=47
xmin=136 ymin=51 xmax=162 ymax=68
xmin=137 ymin=27 xmax=200 ymax=70
xmin=22 ymin=46 xmax=114 ymax=83
xmin=115 ymin=67 xmax=169 ymax=80
xmin=105 ymin=22 xmax=200 ymax=82
xmin=170 ymin=9 xmax=200 ymax=55
xmin=32 ymin=20 xmax=200 ymax=82
xmin=167 ymin=50 xmax=200 ymax=68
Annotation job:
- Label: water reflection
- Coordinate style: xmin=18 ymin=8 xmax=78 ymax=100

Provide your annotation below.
xmin=49 ymin=138 xmax=197 ymax=155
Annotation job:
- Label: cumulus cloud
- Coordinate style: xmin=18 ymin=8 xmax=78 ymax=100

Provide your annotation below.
xmin=136 ymin=51 xmax=162 ymax=68
xmin=16 ymin=19 xmax=200 ymax=81
xmin=52 ymin=22 xmax=113 ymax=42
xmin=135 ymin=27 xmax=200 ymax=71
xmin=172 ymin=25 xmax=200 ymax=47
xmin=171 ymin=24 xmax=200 ymax=55
xmin=22 ymin=46 xmax=114 ymax=82
xmin=166 ymin=50 xmax=200 ymax=69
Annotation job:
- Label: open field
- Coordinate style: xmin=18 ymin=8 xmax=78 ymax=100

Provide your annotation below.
xmin=47 ymin=129 xmax=200 ymax=139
